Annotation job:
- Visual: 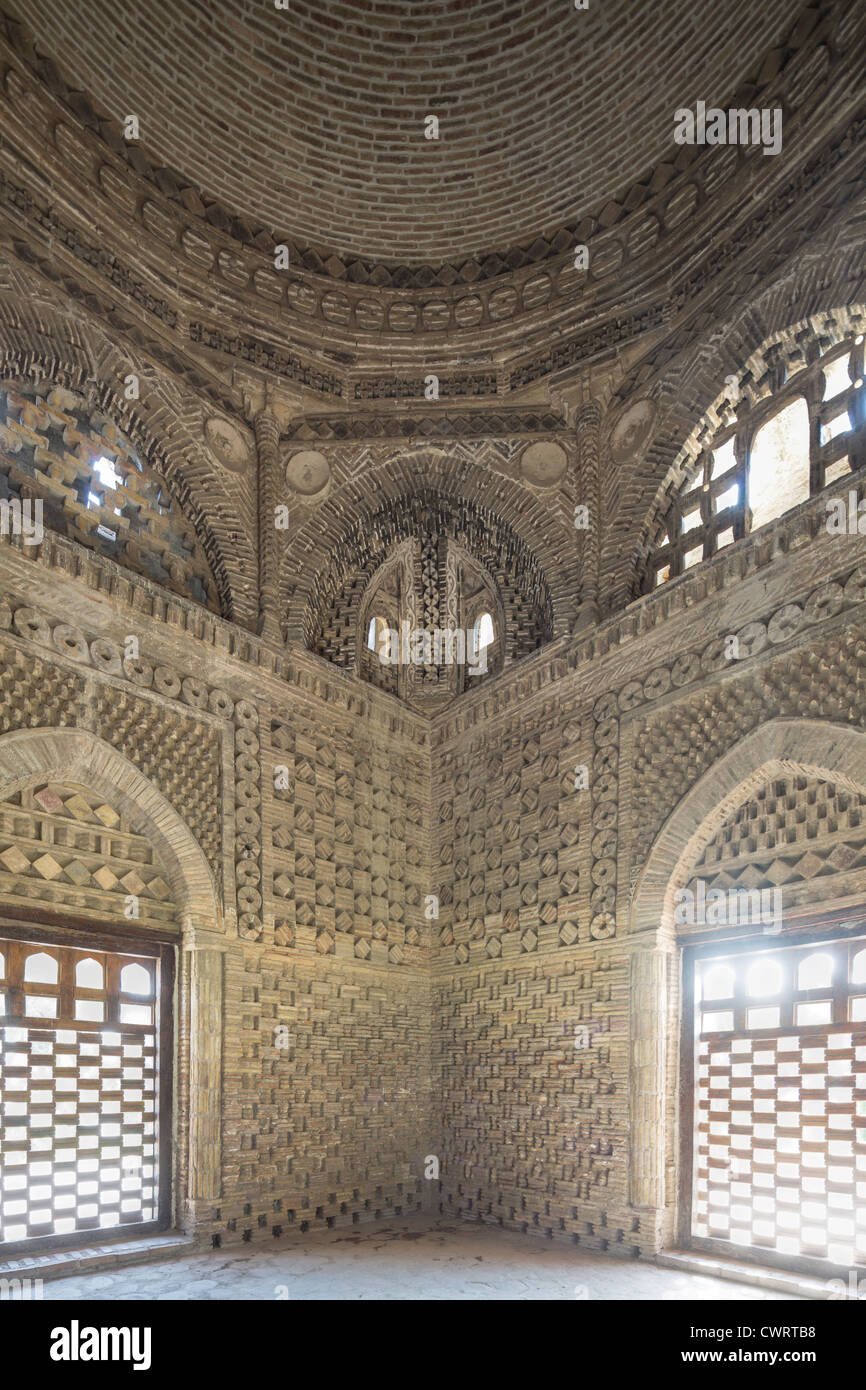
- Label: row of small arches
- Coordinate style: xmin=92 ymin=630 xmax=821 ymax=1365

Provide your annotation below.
xmin=366 ymin=610 xmax=495 ymax=657
xmin=700 ymin=949 xmax=866 ymax=1002
xmin=0 ymin=951 xmax=152 ymax=995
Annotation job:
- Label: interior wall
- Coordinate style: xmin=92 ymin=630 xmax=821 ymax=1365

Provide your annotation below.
xmin=0 ymin=530 xmax=434 ymax=1248
xmin=218 ymin=947 xmax=432 ymax=1242
xmin=431 ymin=521 xmax=866 ymax=1256
xmin=1 ymin=413 xmax=865 ymax=1258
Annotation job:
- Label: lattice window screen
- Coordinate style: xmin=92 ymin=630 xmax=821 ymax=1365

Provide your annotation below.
xmin=646 ymin=331 xmax=866 ymax=591
xmin=0 ymin=935 xmax=161 ymax=1246
xmin=692 ymin=936 xmax=866 ymax=1268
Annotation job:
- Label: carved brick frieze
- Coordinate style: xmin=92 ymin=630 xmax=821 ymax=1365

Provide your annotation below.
xmin=188 ymin=323 xmax=343 ymax=400
xmin=0 ymin=170 xmax=177 ymax=329
xmin=286 ymin=409 xmax=568 ymax=443
xmin=352 ymin=373 xmax=497 ymax=403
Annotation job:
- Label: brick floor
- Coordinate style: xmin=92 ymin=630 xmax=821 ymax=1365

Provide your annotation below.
xmin=40 ymin=1216 xmax=804 ymax=1301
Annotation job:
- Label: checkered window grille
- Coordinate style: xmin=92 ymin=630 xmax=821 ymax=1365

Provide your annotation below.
xmin=692 ymin=935 xmax=866 ymax=1269
xmin=0 ymin=935 xmax=163 ymax=1247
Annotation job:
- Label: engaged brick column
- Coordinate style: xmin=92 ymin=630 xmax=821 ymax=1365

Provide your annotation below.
xmin=186 ymin=931 xmax=227 ymax=1206
xmin=574 ymin=400 xmax=602 ymax=630
xmin=254 ymin=408 xmax=282 ymax=645
xmin=628 ymin=944 xmax=670 ymax=1214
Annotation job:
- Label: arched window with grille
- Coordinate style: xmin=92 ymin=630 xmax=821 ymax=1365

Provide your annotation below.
xmin=643 ymin=326 xmax=866 ymax=591
xmin=0 ymin=379 xmax=219 ymax=610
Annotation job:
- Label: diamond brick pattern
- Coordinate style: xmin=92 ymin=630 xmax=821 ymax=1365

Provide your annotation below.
xmin=686 ymin=774 xmax=866 ymax=917
xmin=0 ymin=783 xmax=179 ymax=929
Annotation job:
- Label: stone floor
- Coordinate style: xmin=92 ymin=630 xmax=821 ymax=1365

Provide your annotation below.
xmin=41 ymin=1216 xmax=804 ymax=1300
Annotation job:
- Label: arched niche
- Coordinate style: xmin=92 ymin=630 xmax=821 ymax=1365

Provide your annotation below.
xmin=626 ymin=718 xmax=866 ymax=1230
xmin=0 ymin=726 xmax=226 ymax=1218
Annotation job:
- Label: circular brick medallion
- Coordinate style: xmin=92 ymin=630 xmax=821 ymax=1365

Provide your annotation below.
xmin=520 ymin=441 xmax=568 ymax=488
xmin=285 ymin=449 xmax=331 ymax=501
xmin=610 ymin=399 xmax=657 ymax=464
xmin=205 ymin=416 xmax=251 ymax=474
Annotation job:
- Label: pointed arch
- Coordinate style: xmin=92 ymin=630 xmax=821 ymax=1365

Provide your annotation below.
xmin=280 ymin=447 xmax=577 ymax=645
xmin=603 ymin=280 xmax=866 ymax=610
xmin=0 ymin=277 xmax=258 ymax=627
xmin=627 ymin=718 xmax=866 ymax=1218
xmin=0 ymin=727 xmax=221 ymax=927
xmin=630 ymin=718 xmax=866 ymax=941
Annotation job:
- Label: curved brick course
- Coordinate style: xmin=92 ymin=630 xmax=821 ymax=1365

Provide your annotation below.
xmin=10 ymin=0 xmax=793 ymax=265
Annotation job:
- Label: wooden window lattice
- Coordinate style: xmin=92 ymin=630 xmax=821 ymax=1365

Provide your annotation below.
xmin=692 ymin=935 xmax=866 ymax=1269
xmin=0 ymin=935 xmax=162 ymax=1247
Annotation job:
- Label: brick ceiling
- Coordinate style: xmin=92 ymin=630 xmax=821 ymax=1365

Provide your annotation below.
xmin=13 ymin=0 xmax=795 ymax=266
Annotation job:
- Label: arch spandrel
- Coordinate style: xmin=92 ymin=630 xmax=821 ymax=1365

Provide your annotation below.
xmin=0 ymin=727 xmax=222 ymax=930
xmin=630 ymin=719 xmax=866 ymax=943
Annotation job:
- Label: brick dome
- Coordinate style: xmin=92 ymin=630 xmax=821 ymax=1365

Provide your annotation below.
xmin=15 ymin=0 xmax=794 ymax=266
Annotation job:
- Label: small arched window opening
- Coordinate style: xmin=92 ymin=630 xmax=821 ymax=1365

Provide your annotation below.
xmin=366 ymin=615 xmax=390 ymax=655
xmin=797 ymin=951 xmax=834 ymax=991
xmin=24 ymin=951 xmax=58 ymax=984
xmin=472 ymin=611 xmax=495 ymax=660
xmin=121 ymin=963 xmax=154 ymax=996
xmin=75 ymin=957 xmax=103 ymax=989
xmin=698 ymin=961 xmax=735 ymax=1002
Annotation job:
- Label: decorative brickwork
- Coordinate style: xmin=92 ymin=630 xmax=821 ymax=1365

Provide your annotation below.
xmin=269 ymin=714 xmax=430 ymax=968
xmin=433 ymin=702 xmax=585 ymax=965
xmin=610 ymin=298 xmax=866 ymax=615
xmin=1 ymin=592 xmax=225 ymax=879
xmin=1 ymin=0 xmax=842 ymax=289
xmin=93 ymin=686 xmax=223 ymax=884
xmin=305 ymin=490 xmax=555 ymax=673
xmin=0 ymin=0 xmax=865 ymax=1279
xmin=0 ymin=781 xmax=177 ymax=929
xmin=0 ymin=634 xmax=85 ymax=732
xmin=632 ymin=618 xmax=866 ymax=868
xmin=641 ymin=324 xmax=866 ymax=591
xmin=682 ymin=775 xmax=866 ymax=925
xmin=433 ymin=950 xmax=631 ymax=1250
xmin=215 ymin=948 xmax=431 ymax=1245
xmin=0 ymin=379 xmax=219 ymax=608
